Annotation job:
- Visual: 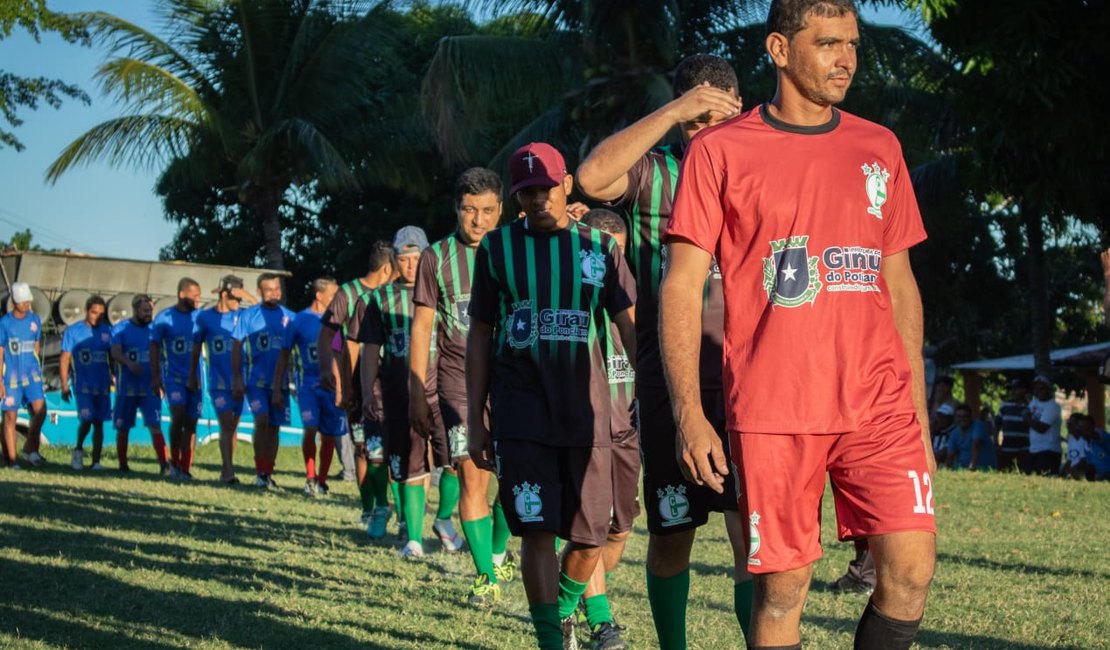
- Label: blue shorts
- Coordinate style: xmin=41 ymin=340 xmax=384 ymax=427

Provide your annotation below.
xmin=163 ymin=379 xmax=203 ymax=420
xmin=2 ymin=381 xmax=45 ymax=411
xmin=298 ymin=384 xmax=348 ymax=437
xmin=76 ymin=393 xmax=112 ymax=423
xmin=210 ymin=390 xmax=244 ymax=415
xmin=247 ymin=386 xmax=290 ymax=428
xmin=114 ymin=394 xmax=162 ymax=430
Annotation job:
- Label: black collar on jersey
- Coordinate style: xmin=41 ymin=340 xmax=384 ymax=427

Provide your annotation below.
xmin=759 ymin=103 xmax=840 ymax=135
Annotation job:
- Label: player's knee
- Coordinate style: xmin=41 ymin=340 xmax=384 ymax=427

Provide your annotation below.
xmin=607 ymin=530 xmax=630 ymax=545
xmin=755 ymin=573 xmax=809 ymax=620
xmin=881 ymin=554 xmax=935 ymax=599
xmin=646 ymin=531 xmax=695 ymax=575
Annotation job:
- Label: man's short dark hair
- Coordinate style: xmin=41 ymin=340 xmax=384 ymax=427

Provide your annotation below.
xmin=954 ymin=403 xmax=972 ymax=416
xmin=177 ymin=277 xmax=200 ymax=293
xmin=85 ymin=294 xmax=106 ymax=311
xmin=455 ymin=167 xmax=503 ymax=206
xmin=673 ymin=54 xmax=738 ymax=96
xmin=767 ymin=0 xmax=858 ymax=40
xmin=257 ymin=272 xmax=280 ymax=289
xmin=132 ymin=293 xmax=153 ymax=309
xmin=582 ymin=208 xmax=627 ymax=237
xmin=312 ymin=277 xmax=337 ymax=295
xmin=368 ymin=240 xmax=394 ymax=274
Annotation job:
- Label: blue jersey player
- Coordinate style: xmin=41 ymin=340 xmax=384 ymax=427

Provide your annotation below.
xmin=233 ymin=273 xmax=295 ymax=488
xmin=0 ymin=282 xmax=47 ymax=468
xmin=110 ymin=294 xmax=169 ymax=473
xmin=151 ymin=277 xmax=202 ymax=479
xmin=191 ymin=274 xmax=254 ymax=484
xmin=60 ymin=294 xmax=113 ymax=470
xmin=276 ymin=277 xmax=340 ymax=496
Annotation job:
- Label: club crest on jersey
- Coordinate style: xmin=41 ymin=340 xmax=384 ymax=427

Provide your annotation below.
xmin=448 ymin=424 xmax=468 ymax=458
xmin=507 ymin=300 xmax=538 ymax=349
xmin=861 ymin=162 xmax=890 ymax=219
xmin=657 ymin=485 xmax=692 ymax=527
xmin=30 ymin=321 xmax=38 ymax=333
xmin=762 ymin=236 xmax=822 ymax=307
xmin=389 ymin=454 xmax=402 ymax=480
xmin=579 ymin=250 xmax=607 ymax=287
xmin=748 ymin=510 xmax=762 ymax=566
xmin=513 ymin=482 xmax=544 ymax=522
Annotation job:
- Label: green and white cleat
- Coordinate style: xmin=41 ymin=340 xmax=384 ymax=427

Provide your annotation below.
xmin=467 ymin=574 xmax=501 ymax=608
xmin=561 ymin=615 xmax=578 ymax=650
xmin=493 ymin=550 xmax=518 ymax=583
xmin=433 ymin=518 xmax=464 ymax=553
xmin=399 ymin=540 xmax=425 ymax=559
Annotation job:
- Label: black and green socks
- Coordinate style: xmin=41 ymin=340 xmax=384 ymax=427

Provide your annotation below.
xmin=462 ymin=516 xmax=496 ymax=583
xmin=529 ymin=603 xmax=562 ymax=650
xmin=647 ymin=568 xmax=690 ymax=650
xmin=584 ymin=594 xmax=613 ymax=628
xmin=854 ymin=601 xmax=922 ymax=650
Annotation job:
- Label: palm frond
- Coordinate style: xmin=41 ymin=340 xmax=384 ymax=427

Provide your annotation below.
xmin=238 ymin=117 xmax=358 ymax=192
xmin=95 ymin=57 xmax=209 ymax=124
xmin=45 ymin=115 xmax=197 ymax=183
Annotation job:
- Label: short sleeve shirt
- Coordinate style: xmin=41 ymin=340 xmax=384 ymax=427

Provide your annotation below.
xmin=617 ymin=144 xmax=725 ymax=389
xmin=469 ymin=219 xmax=636 ymax=447
xmin=194 ymin=307 xmax=242 ymax=391
xmin=665 ymin=105 xmax=927 ymax=434
xmin=413 ymin=233 xmax=474 ymax=397
xmin=112 ymin=320 xmax=153 ymax=397
xmin=0 ymin=313 xmax=43 ymax=389
xmin=151 ymin=307 xmax=199 ymax=384
xmin=61 ymin=320 xmax=113 ymax=395
xmin=285 ymin=308 xmax=324 ymax=391
xmin=1027 ymin=397 xmax=1062 ymax=453
xmin=357 ymin=282 xmax=436 ymax=403
xmin=233 ymin=304 xmax=295 ymax=389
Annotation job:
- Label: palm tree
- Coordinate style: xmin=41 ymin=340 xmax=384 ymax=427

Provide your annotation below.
xmin=46 ymin=0 xmax=427 ymax=271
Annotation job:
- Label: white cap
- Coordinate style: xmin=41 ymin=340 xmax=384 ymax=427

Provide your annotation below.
xmin=10 ymin=282 xmax=32 ymax=304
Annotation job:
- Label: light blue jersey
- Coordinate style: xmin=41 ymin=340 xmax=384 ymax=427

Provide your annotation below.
xmin=233 ymin=304 xmax=295 ymax=389
xmin=285 ymin=308 xmax=323 ymax=391
xmin=0 ymin=312 xmax=43 ymax=390
xmin=112 ymin=320 xmax=153 ymax=397
xmin=61 ymin=320 xmax=113 ymax=395
xmin=152 ymin=307 xmax=199 ymax=384
xmin=195 ymin=307 xmax=241 ymax=391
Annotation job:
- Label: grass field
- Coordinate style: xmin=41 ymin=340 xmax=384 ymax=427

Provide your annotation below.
xmin=2 ymin=444 xmax=1109 ymax=649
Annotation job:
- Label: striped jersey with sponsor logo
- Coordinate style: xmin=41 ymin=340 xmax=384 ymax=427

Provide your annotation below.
xmin=413 ymin=232 xmax=474 ymax=397
xmin=355 ymin=281 xmax=436 ymax=400
xmin=469 ymin=219 xmax=636 ymax=447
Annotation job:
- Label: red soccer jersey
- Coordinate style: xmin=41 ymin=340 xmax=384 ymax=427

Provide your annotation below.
xmin=666 ymin=105 xmax=927 ymax=434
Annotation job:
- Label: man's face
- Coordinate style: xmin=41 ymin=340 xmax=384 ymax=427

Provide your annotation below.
xmin=1033 ymin=381 xmax=1053 ymax=401
xmin=396 ymin=251 xmax=420 ymax=285
xmin=682 ymin=84 xmax=741 ymax=140
xmin=222 ymin=290 xmax=242 ymax=311
xmin=781 ymin=12 xmax=858 ymax=108
xmin=259 ymin=279 xmax=282 ymax=307
xmin=515 ymin=175 xmax=573 ymax=232
xmin=178 ymin=284 xmax=201 ymax=311
xmin=955 ymin=409 xmax=972 ymax=429
xmin=12 ymin=301 xmax=30 ymax=316
xmin=133 ymin=300 xmax=153 ymax=325
xmin=318 ymin=283 xmax=338 ymax=307
xmin=457 ymin=192 xmax=501 ymax=245
xmin=86 ymin=303 xmax=106 ymax=326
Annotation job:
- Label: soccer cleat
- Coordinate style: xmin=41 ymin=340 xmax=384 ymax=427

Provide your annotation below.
xmin=589 ymin=622 xmax=628 ymax=650
xmin=829 ymin=573 xmax=875 ymax=596
xmin=8 ymin=463 xmax=21 ymax=470
xmin=399 ymin=540 xmax=425 ymax=559
xmin=367 ymin=506 xmax=392 ymax=539
xmin=180 ymin=471 xmax=194 ymax=481
xmin=359 ymin=510 xmax=373 ymax=527
xmin=255 ymin=474 xmax=269 ymax=488
xmin=561 ymin=616 xmax=578 ymax=650
xmin=266 ymin=475 xmax=279 ymax=489
xmin=22 ymin=451 xmax=45 ymax=467
xmin=90 ymin=463 xmax=106 ymax=471
xmin=493 ymin=550 xmax=518 ymax=583
xmin=160 ymin=462 xmax=172 ymax=477
xmin=467 ymin=574 xmax=501 ymax=608
xmin=397 ymin=519 xmax=408 ymax=542
xmin=119 ymin=463 xmax=130 ymax=473
xmin=168 ymin=465 xmax=183 ymax=480
xmin=316 ymin=482 xmax=329 ymax=496
xmin=433 ymin=518 xmax=464 ymax=553
xmin=71 ymin=449 xmax=85 ymax=470
xmin=303 ymin=480 xmax=318 ymax=497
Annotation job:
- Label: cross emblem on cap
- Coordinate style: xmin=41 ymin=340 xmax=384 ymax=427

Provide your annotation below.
xmin=523 ymin=152 xmax=538 ymax=172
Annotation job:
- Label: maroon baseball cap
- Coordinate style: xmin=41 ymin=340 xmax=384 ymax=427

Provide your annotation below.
xmin=509 ymin=142 xmax=567 ymax=196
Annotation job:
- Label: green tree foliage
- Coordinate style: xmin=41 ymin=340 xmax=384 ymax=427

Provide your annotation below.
xmin=0 ymin=0 xmax=91 ymax=151
xmin=2 ymin=228 xmax=45 ymax=252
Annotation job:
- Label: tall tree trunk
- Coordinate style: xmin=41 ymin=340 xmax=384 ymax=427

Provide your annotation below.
xmin=1023 ymin=199 xmax=1051 ymax=375
xmin=254 ymin=186 xmax=285 ymax=271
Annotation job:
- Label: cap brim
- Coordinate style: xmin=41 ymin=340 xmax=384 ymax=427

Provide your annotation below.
xmin=510 ymin=177 xmax=560 ymax=197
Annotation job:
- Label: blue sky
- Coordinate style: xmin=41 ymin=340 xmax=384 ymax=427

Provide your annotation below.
xmin=0 ymin=1 xmax=924 ymax=261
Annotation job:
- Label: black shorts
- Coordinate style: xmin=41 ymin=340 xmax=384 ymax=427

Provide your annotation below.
xmin=640 ymin=384 xmax=737 ymax=535
xmin=440 ymin=391 xmax=489 ymax=464
xmin=494 ymin=440 xmax=612 ymax=547
xmin=610 ymin=428 xmax=641 ymax=535
xmin=383 ymin=393 xmax=448 ymax=481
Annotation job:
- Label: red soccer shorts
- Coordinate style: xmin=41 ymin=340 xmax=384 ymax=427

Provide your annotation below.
xmin=732 ymin=412 xmax=937 ymax=574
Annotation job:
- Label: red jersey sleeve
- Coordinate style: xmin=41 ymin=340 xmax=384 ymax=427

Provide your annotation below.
xmin=664 ymin=136 xmax=726 ymax=255
xmin=880 ymin=146 xmax=927 ymax=255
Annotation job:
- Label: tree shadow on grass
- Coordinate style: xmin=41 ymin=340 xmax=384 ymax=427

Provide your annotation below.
xmin=935 ymin=551 xmax=1110 ymax=582
xmin=804 ymin=615 xmax=1086 ymax=650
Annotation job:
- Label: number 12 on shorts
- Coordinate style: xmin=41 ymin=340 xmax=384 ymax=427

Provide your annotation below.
xmin=908 ymin=470 xmax=934 ymax=515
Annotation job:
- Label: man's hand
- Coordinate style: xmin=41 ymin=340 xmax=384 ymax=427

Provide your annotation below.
xmin=468 ymin=420 xmax=495 ymax=471
xmin=151 ymin=377 xmax=164 ymax=399
xmin=666 ymin=82 xmax=743 ymax=126
xmin=61 ymin=386 xmax=72 ymax=403
xmin=676 ymin=412 xmax=729 ymax=493
xmin=410 ymin=394 xmax=432 ymax=440
xmin=270 ymin=386 xmax=284 ymax=408
xmin=566 ymin=202 xmax=590 ymax=221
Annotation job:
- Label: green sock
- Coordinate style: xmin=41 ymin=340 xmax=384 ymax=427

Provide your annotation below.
xmin=491 ymin=500 xmax=511 ymax=555
xmin=461 ymin=516 xmax=496 ymax=583
xmin=529 ymin=603 xmax=563 ymax=650
xmin=437 ymin=471 xmax=459 ymax=520
xmin=403 ymin=483 xmax=426 ymax=544
xmin=734 ymin=580 xmax=754 ymax=641
xmin=358 ymin=472 xmax=375 ymax=511
xmin=557 ymin=572 xmax=588 ymax=619
xmin=554 ymin=537 xmax=563 ymax=554
xmin=647 ymin=568 xmax=690 ymax=650
xmin=370 ymin=463 xmax=389 ymax=506
xmin=390 ymin=480 xmax=404 ymax=522
xmin=584 ymin=594 xmax=613 ymax=629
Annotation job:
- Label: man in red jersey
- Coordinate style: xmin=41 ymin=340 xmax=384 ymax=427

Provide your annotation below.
xmin=659 ymin=2 xmax=935 ymax=649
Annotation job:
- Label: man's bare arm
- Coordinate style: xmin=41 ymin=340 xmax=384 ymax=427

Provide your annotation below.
xmin=882 ymin=250 xmax=936 ymax=474
xmin=577 ymin=84 xmax=741 ymax=202
xmin=316 ymin=322 xmax=339 ymax=392
xmin=360 ymin=343 xmax=381 ymax=416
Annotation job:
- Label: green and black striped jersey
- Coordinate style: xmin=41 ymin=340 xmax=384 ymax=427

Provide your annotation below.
xmin=469 ymin=219 xmax=636 ymax=447
xmin=413 ymin=232 xmax=474 ymax=397
xmin=354 ymin=281 xmax=436 ymax=403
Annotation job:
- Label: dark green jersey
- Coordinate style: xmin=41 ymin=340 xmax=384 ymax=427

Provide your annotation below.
xmin=413 ymin=232 xmax=474 ymax=396
xmin=354 ymin=281 xmax=436 ymax=405
xmin=618 ymin=143 xmax=724 ymax=389
xmin=469 ymin=219 xmax=636 ymax=447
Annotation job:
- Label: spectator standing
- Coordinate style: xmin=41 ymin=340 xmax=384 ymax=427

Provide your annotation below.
xmin=1027 ymin=375 xmax=1062 ymax=475
xmin=995 ymin=378 xmax=1031 ymax=473
xmin=1062 ymin=413 xmax=1092 ymax=480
